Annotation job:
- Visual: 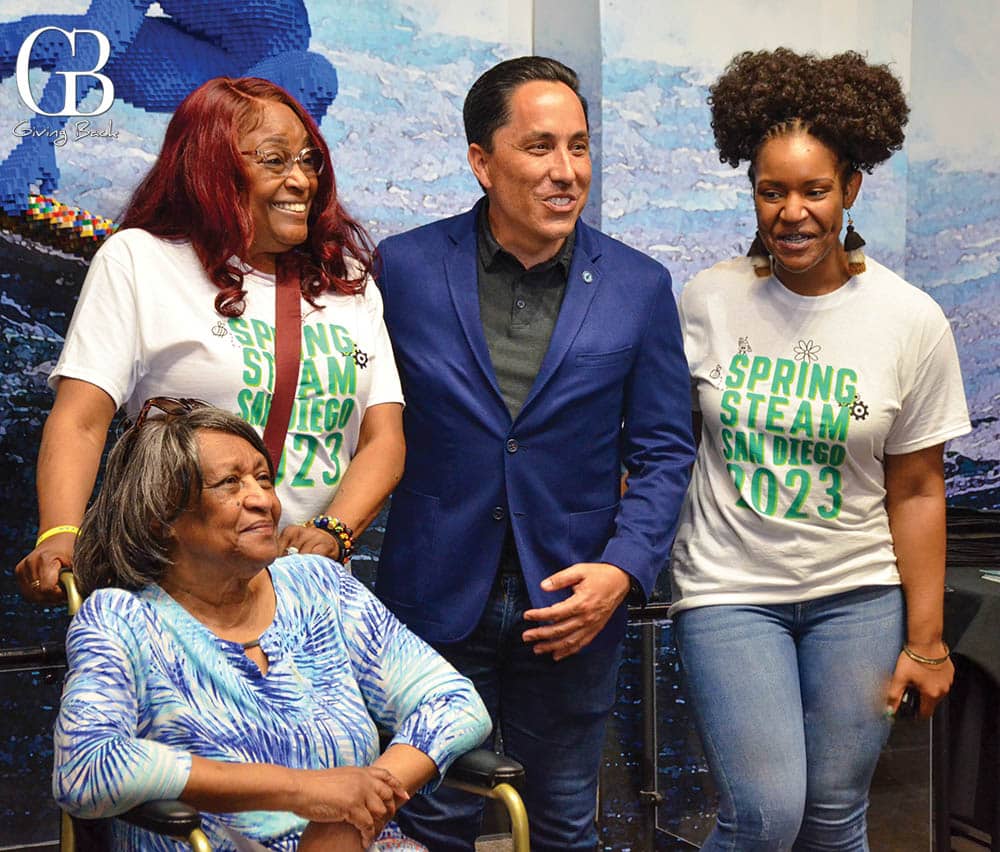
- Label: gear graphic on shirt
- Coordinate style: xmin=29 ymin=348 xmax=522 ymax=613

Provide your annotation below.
xmin=351 ymin=345 xmax=369 ymax=368
xmin=850 ymin=395 xmax=870 ymax=421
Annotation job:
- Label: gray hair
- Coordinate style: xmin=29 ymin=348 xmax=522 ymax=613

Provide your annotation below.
xmin=74 ymin=406 xmax=272 ymax=597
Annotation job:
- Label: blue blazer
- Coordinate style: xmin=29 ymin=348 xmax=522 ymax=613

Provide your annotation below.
xmin=375 ymin=201 xmax=695 ymax=648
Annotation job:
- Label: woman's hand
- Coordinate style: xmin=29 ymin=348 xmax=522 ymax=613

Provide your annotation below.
xmin=887 ymin=644 xmax=954 ymax=720
xmin=278 ymin=525 xmax=342 ymax=560
xmin=299 ymin=820 xmax=365 ymax=852
xmin=19 ymin=377 xmax=117 ymax=604
xmin=292 ymin=765 xmax=408 ymax=847
xmin=14 ymin=536 xmax=75 ymax=604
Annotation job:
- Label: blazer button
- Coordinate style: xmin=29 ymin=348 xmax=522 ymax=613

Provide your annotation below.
xmin=506 ymin=438 xmax=519 ymax=454
xmin=492 ymin=506 xmax=506 ymax=521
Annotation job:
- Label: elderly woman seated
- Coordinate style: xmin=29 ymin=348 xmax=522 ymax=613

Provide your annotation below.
xmin=53 ymin=399 xmax=490 ymax=851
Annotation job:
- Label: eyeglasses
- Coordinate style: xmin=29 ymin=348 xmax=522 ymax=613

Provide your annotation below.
xmin=124 ymin=396 xmax=209 ymax=432
xmin=240 ymin=147 xmax=325 ymax=178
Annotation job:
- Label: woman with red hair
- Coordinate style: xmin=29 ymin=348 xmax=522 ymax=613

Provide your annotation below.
xmin=15 ymin=77 xmax=405 ymax=602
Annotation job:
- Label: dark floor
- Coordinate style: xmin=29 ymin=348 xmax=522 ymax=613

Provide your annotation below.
xmin=869 ymin=716 xmax=933 ymax=851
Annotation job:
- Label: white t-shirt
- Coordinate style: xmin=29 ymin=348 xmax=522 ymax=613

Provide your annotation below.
xmin=669 ymin=256 xmax=971 ymax=616
xmin=51 ymin=229 xmax=404 ymax=527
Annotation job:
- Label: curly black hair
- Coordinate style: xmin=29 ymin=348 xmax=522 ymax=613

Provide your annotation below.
xmin=708 ymin=48 xmax=909 ymax=174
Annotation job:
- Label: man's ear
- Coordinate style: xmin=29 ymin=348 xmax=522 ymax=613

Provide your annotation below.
xmin=467 ymin=143 xmax=493 ymax=191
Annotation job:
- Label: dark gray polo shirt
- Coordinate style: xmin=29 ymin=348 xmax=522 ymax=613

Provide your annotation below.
xmin=476 ymin=206 xmax=574 ymax=421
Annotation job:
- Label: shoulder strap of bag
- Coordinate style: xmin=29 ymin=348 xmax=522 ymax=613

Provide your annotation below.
xmin=261 ymin=259 xmax=302 ymax=471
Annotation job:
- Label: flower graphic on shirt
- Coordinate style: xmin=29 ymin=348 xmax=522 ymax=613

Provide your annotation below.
xmin=793 ymin=339 xmax=822 ymax=363
xmin=351 ymin=345 xmax=369 ymax=369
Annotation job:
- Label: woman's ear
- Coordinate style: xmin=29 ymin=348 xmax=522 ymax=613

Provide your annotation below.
xmin=844 ymin=170 xmax=863 ymax=208
xmin=150 ymin=518 xmax=172 ymax=543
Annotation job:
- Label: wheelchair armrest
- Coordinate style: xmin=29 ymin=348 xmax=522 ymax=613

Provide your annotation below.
xmin=117 ymin=799 xmax=202 ymax=836
xmin=444 ymin=748 xmax=524 ymax=790
xmin=378 ymin=727 xmax=524 ymax=791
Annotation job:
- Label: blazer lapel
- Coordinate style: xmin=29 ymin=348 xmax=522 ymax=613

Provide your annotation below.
xmin=443 ymin=206 xmax=507 ymax=408
xmin=519 ymin=221 xmax=602 ymax=416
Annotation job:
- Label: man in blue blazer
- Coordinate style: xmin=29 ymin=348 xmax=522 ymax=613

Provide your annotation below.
xmin=375 ymin=56 xmax=695 ymax=851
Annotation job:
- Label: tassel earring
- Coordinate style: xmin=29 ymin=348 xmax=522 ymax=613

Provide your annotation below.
xmin=747 ymin=232 xmax=771 ymax=278
xmin=844 ymin=211 xmax=867 ymax=276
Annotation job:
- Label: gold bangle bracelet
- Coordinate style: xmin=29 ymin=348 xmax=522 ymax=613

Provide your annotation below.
xmin=902 ymin=642 xmax=950 ymax=666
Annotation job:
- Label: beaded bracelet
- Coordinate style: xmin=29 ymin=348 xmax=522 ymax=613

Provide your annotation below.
xmin=305 ymin=515 xmax=355 ymax=562
xmin=902 ymin=642 xmax=950 ymax=666
xmin=36 ymin=525 xmax=81 ymax=547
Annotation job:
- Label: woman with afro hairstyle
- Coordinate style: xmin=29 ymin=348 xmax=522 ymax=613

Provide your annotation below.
xmin=15 ymin=78 xmax=405 ymax=605
xmin=669 ymin=48 xmax=970 ymax=849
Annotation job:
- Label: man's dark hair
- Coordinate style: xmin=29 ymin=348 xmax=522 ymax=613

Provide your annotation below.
xmin=463 ymin=55 xmax=588 ymax=151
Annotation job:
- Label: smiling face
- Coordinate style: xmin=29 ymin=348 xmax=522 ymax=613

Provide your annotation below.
xmin=239 ymin=100 xmax=318 ymax=273
xmin=168 ymin=430 xmax=281 ymax=577
xmin=753 ymin=131 xmax=862 ymax=295
xmin=468 ymin=79 xmax=591 ymax=268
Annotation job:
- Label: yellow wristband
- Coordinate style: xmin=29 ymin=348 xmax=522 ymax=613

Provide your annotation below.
xmin=35 ymin=525 xmax=81 ymax=547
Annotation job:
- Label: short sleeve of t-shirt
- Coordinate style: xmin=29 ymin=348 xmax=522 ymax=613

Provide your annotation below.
xmin=359 ymin=278 xmax=404 ymax=409
xmin=884 ymin=311 xmax=970 ymax=454
xmin=677 ymin=287 xmax=701 ymax=413
xmin=50 ymin=232 xmax=147 ymax=405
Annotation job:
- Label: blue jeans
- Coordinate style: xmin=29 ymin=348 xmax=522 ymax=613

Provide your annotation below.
xmin=674 ymin=585 xmax=904 ymax=851
xmin=396 ymin=573 xmax=623 ymax=852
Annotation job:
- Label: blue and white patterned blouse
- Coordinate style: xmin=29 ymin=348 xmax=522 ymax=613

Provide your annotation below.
xmin=53 ymin=555 xmax=491 ymax=851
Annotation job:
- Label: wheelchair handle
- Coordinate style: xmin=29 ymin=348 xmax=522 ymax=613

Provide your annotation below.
xmin=59 ymin=570 xmax=83 ymax=616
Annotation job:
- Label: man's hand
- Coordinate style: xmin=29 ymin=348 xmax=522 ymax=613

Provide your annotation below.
xmin=522 ymin=563 xmax=631 ymax=661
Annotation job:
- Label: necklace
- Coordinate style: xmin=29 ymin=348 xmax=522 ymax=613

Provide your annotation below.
xmin=241 ymin=637 xmax=262 ymax=650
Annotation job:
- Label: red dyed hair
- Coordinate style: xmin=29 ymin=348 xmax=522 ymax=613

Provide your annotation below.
xmin=119 ymin=77 xmax=373 ymax=317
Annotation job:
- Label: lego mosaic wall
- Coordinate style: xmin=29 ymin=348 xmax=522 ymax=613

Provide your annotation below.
xmin=1 ymin=0 xmax=997 ymax=849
